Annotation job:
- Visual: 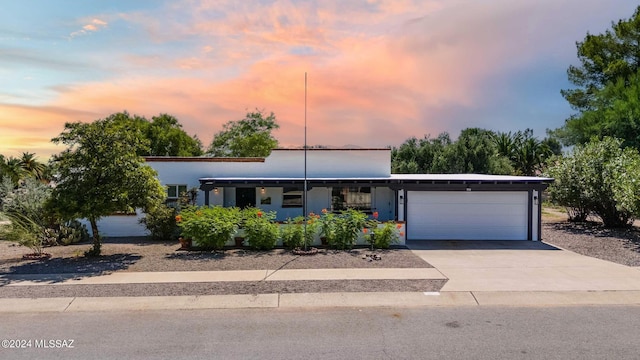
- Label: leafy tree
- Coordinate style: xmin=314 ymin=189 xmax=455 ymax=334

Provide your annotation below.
xmin=207 ymin=110 xmax=280 ymax=157
xmin=554 ymin=6 xmax=640 ymax=147
xmin=106 ymin=111 xmax=203 ymax=156
xmin=437 ymin=128 xmax=512 ymax=174
xmin=391 ymin=134 xmax=452 ymax=174
xmin=50 ymin=117 xmax=166 ymax=256
xmin=392 ymin=129 xmax=512 ymax=174
xmin=145 ymin=114 xmax=203 ymax=156
xmin=545 ymin=137 xmax=640 ymax=227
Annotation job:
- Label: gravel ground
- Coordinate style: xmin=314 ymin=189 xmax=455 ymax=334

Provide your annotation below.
xmin=2 ymin=209 xmax=639 ymax=298
xmin=542 ymin=220 xmax=640 ymax=267
xmin=0 ymin=239 xmax=438 ymax=297
xmin=0 ymin=238 xmax=432 ymax=275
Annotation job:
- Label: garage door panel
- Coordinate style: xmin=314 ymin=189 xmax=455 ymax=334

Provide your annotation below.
xmin=407 ymin=191 xmax=528 ymax=240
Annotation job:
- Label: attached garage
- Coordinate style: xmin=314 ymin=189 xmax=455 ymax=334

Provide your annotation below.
xmin=393 ymin=174 xmax=552 ymax=242
xmin=406 ymin=191 xmax=528 ymax=240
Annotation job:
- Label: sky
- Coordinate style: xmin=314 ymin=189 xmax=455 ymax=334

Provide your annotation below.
xmin=0 ymin=0 xmax=637 ymax=160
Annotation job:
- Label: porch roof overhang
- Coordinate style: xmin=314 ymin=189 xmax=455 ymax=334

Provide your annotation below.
xmin=198 ymin=174 xmax=554 ymax=191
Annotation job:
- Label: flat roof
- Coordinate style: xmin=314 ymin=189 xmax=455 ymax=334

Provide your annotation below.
xmin=199 ymin=174 xmax=553 ymax=184
xmin=145 ymin=157 xmax=265 ymax=163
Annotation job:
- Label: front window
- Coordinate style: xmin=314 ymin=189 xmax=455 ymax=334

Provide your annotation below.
xmin=167 ymin=184 xmax=187 ymax=199
xmin=282 ymin=187 xmax=303 ymax=208
xmin=331 ymin=186 xmax=371 ymax=212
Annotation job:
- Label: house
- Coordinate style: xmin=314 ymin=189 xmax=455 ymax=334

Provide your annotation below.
xmin=90 ymin=148 xmax=553 ymax=243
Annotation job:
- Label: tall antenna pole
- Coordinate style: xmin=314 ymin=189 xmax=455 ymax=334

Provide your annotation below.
xmin=303 ymin=72 xmax=308 ymax=250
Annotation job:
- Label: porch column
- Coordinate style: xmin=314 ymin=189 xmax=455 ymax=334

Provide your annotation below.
xmin=199 ymin=183 xmax=215 ymax=206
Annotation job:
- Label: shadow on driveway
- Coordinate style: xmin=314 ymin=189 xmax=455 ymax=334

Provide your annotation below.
xmin=405 ymin=240 xmax=560 ymax=251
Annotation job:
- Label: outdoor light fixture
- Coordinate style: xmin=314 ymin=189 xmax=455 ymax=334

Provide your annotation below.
xmin=213 ymin=187 xmax=219 ymax=194
xmin=261 ymin=187 xmax=266 ymax=194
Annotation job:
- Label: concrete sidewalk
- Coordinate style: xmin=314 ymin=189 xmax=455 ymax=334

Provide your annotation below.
xmin=0 ymin=268 xmax=445 ymax=286
xmin=2 ymin=241 xmax=640 ymax=311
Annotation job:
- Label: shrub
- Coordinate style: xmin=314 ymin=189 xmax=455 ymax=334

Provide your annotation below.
xmin=243 ymin=208 xmax=279 ymax=250
xmin=177 ymin=206 xmax=241 ymax=249
xmin=281 ymin=214 xmax=320 ymax=249
xmin=365 ymin=222 xmax=401 ymax=249
xmin=56 ymin=220 xmax=90 ymax=245
xmin=545 ymin=137 xmax=640 ymax=227
xmin=140 ymin=204 xmax=179 ymax=241
xmin=325 ymin=209 xmax=367 ymax=250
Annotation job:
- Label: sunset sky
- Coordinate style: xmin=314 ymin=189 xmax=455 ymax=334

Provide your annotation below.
xmin=1 ymin=0 xmax=637 ymax=159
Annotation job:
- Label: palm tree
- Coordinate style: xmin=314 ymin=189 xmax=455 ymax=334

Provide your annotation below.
xmin=19 ymin=152 xmax=47 ymax=181
xmin=3 ymin=157 xmax=26 ymax=186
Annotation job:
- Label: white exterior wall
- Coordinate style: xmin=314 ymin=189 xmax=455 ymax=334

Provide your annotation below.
xmin=262 ymin=149 xmax=390 ymax=178
xmin=81 ymin=210 xmax=149 ymax=238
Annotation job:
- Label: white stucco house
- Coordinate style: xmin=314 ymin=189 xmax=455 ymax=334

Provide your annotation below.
xmin=90 ymin=148 xmax=553 ymax=243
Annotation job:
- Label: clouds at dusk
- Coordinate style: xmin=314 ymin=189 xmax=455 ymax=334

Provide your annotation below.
xmin=0 ymin=0 xmax=637 ymax=158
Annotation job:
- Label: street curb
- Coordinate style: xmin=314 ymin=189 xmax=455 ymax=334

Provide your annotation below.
xmin=1 ymin=290 xmax=640 ymax=312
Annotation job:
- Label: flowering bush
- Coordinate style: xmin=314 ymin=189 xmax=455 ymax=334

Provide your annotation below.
xmin=365 ymin=222 xmax=401 ymax=249
xmin=242 ymin=208 xmax=279 ymax=250
xmin=321 ymin=209 xmax=367 ymax=250
xmin=364 ymin=211 xmax=402 ymax=249
xmin=281 ymin=213 xmax=321 ymax=249
xmin=176 ymin=206 xmax=241 ymax=249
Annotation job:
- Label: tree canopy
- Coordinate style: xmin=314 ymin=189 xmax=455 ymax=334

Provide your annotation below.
xmin=553 ymin=6 xmax=640 ymax=148
xmin=108 ymin=111 xmax=203 ymax=156
xmin=392 ymin=128 xmax=555 ymax=175
xmin=0 ymin=152 xmax=49 ymax=186
xmin=50 ymin=116 xmax=166 ymax=256
xmin=207 ymin=110 xmax=279 ymax=157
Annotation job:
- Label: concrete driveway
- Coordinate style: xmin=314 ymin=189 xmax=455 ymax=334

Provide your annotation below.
xmin=407 ymin=240 xmax=640 ymax=292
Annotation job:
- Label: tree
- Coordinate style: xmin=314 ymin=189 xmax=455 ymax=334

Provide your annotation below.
xmin=1 ymin=157 xmax=26 ymax=186
xmin=438 ymin=128 xmax=512 ymax=174
xmin=107 ymin=111 xmax=203 ymax=156
xmin=545 ymin=137 xmax=640 ymax=227
xmin=391 ymin=133 xmax=452 ymax=174
xmin=145 ymin=114 xmax=203 ymax=156
xmin=19 ymin=152 xmax=48 ymax=181
xmin=554 ymin=6 xmax=640 ymax=147
xmin=493 ymin=129 xmax=555 ymax=176
xmin=391 ymin=129 xmax=513 ymax=175
xmin=207 ymin=110 xmax=279 ymax=157
xmin=50 ymin=117 xmax=166 ymax=256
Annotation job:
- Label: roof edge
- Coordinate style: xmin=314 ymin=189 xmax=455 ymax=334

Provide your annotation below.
xmin=144 ymin=157 xmax=265 ymax=163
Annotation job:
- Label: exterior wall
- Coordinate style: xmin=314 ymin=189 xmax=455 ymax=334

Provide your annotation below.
xmin=263 ymin=149 xmax=390 ymax=177
xmin=81 ymin=210 xmax=149 ymax=238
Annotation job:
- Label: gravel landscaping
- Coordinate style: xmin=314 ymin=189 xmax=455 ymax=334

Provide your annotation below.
xmin=0 ymin=239 xmax=439 ymax=297
xmin=542 ymin=218 xmax=640 ymax=267
xmin=2 ymin=208 xmax=639 ymax=298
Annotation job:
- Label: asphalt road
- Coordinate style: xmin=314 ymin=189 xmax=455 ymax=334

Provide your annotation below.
xmin=1 ymin=306 xmax=639 ymax=359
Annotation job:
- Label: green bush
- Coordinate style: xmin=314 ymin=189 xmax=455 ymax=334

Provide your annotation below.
xmin=177 ymin=206 xmax=241 ymax=249
xmin=545 ymin=137 xmax=640 ymax=227
xmin=280 ymin=219 xmax=304 ymax=249
xmin=281 ymin=215 xmax=320 ymax=249
xmin=365 ymin=222 xmax=401 ymax=249
xmin=325 ymin=209 xmax=367 ymax=250
xmin=242 ymin=208 xmax=279 ymax=250
xmin=140 ymin=204 xmax=179 ymax=241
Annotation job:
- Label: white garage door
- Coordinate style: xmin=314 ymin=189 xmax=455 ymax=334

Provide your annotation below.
xmin=406 ymin=191 xmax=528 ymax=240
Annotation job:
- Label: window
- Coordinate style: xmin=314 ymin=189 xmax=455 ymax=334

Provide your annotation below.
xmin=167 ymin=184 xmax=188 ymax=199
xmin=331 ymin=187 xmax=371 ymax=212
xmin=282 ymin=187 xmax=303 ymax=208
